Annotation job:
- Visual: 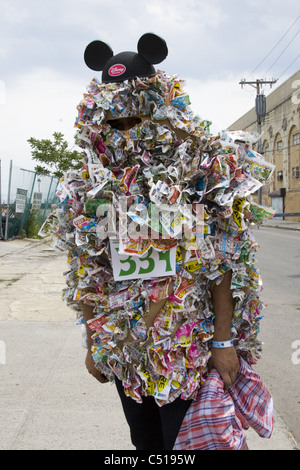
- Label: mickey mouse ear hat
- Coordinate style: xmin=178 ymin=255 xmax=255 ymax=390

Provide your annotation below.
xmin=84 ymin=33 xmax=168 ymax=83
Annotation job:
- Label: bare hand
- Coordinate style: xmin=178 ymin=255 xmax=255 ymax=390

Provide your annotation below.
xmin=85 ymin=351 xmax=109 ymax=384
xmin=208 ymin=347 xmax=240 ymax=390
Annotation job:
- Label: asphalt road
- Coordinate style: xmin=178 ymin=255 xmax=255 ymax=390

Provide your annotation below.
xmin=253 ymin=226 xmax=300 ymax=447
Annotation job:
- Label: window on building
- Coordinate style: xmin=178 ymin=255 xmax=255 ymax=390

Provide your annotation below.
xmin=292 ymin=167 xmax=300 ymax=178
xmin=293 ymin=133 xmax=300 ymax=146
xmin=277 ymin=140 xmax=283 ymax=151
xmin=263 ymin=142 xmax=270 ymax=156
xmin=277 ymin=171 xmax=283 ymax=181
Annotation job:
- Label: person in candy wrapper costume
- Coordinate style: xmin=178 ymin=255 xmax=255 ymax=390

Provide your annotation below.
xmin=41 ymin=34 xmax=275 ymax=450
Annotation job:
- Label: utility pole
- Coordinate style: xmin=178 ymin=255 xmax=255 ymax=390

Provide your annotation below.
xmin=239 ymin=78 xmax=277 ymax=204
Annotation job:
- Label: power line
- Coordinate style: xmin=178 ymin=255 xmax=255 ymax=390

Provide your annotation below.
xmin=247 ymin=15 xmax=300 ymax=79
xmin=264 ymin=27 xmax=300 ymax=76
xmin=277 ymin=53 xmax=300 ymax=80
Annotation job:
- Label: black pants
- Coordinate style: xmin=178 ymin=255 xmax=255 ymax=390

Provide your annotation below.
xmin=115 ymin=379 xmax=192 ymax=450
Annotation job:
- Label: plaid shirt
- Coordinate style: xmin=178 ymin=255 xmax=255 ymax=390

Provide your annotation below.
xmin=173 ymin=358 xmax=274 ymax=450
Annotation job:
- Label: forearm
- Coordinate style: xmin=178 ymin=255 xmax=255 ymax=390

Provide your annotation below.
xmin=209 ymin=270 xmax=239 ymax=389
xmin=81 ymin=302 xmax=95 ymax=350
xmin=211 ymin=270 xmax=234 ymax=341
xmin=81 ymin=301 xmax=109 ymax=383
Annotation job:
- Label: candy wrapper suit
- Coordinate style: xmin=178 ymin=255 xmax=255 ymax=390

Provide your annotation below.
xmin=41 ymin=69 xmax=275 ymax=406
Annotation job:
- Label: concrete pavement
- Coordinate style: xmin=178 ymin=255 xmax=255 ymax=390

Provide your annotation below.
xmin=262 ymin=218 xmax=300 ymax=231
xmin=0 ymin=235 xmax=298 ymax=450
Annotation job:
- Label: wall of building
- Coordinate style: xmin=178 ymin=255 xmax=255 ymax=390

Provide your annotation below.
xmin=228 ymin=70 xmax=300 ymax=221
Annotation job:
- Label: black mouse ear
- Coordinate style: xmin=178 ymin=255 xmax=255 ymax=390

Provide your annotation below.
xmin=84 ymin=40 xmax=114 ymax=71
xmin=137 ymin=33 xmax=168 ymax=65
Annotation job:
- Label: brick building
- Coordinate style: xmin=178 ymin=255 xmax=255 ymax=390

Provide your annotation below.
xmin=229 ymin=69 xmax=300 ymax=221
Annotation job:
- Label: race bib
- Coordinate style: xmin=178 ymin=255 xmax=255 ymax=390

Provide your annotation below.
xmin=110 ymin=239 xmax=176 ymax=281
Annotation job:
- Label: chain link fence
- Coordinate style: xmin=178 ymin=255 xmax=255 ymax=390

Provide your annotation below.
xmin=0 ymin=160 xmax=59 ymax=240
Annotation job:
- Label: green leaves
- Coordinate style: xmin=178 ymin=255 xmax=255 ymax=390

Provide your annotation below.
xmin=27 ymin=132 xmax=82 ymax=178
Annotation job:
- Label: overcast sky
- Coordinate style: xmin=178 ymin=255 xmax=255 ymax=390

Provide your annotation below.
xmin=1 ymin=0 xmax=300 ymax=193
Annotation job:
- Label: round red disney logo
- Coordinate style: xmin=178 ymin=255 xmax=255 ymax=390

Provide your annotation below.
xmin=108 ymin=64 xmax=126 ymax=77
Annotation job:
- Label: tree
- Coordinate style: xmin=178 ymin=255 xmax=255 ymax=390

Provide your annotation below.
xmin=28 ymin=132 xmax=82 ymax=179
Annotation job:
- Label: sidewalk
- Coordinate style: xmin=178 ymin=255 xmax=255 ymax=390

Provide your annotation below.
xmin=262 ymin=218 xmax=300 ymax=231
xmin=0 ymin=237 xmax=46 ymax=257
xmin=0 ymin=237 xmax=298 ymax=450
